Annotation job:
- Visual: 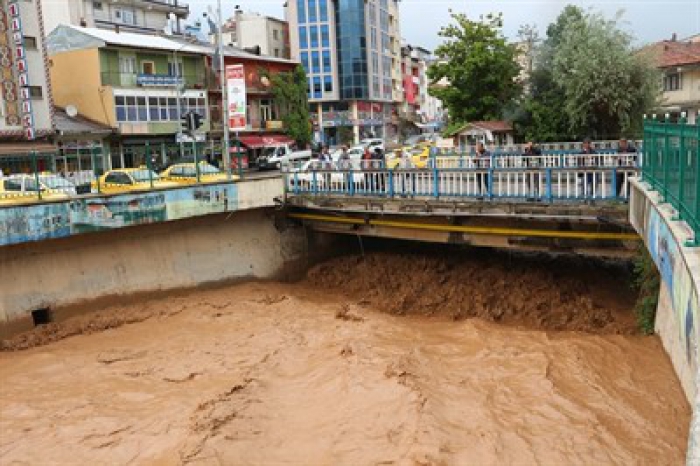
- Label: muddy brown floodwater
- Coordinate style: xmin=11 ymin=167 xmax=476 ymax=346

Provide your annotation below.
xmin=0 ymin=250 xmax=691 ymax=465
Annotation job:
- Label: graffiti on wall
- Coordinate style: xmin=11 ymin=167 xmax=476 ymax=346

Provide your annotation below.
xmin=645 ymin=204 xmax=700 ymax=374
xmin=0 ymin=184 xmax=239 ymax=246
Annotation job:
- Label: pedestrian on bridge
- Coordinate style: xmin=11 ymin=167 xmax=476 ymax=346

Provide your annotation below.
xmin=475 ymin=142 xmax=490 ymax=197
xmin=579 ymin=138 xmax=597 ymax=198
xmin=616 ymin=138 xmax=637 ymax=198
xmin=523 ymin=141 xmax=542 ymax=200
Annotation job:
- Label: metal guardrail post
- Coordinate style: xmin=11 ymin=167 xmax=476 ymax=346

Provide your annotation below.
xmin=348 ymin=171 xmax=354 ymax=196
xmin=293 ymin=172 xmax=299 ymax=194
xmin=312 ymin=170 xmax=318 ymax=195
xmin=193 ymin=140 xmax=201 ymax=184
xmin=432 ymin=168 xmax=439 ymax=198
xmin=546 ymin=168 xmax=553 ymax=202
xmin=487 ymin=167 xmax=493 ymax=199
xmin=676 ymin=124 xmax=686 ymax=221
xmin=662 ymin=117 xmax=670 ymax=202
xmin=388 ymin=169 xmax=394 ymax=198
xmin=146 ymin=143 xmax=154 ymax=189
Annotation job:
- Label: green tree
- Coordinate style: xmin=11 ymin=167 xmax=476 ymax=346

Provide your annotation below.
xmin=428 ymin=12 xmax=521 ymax=125
xmin=552 ymin=11 xmax=659 ymax=138
xmin=268 ymin=65 xmax=312 ymax=147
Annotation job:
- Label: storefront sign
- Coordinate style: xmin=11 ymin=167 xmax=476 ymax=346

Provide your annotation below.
xmin=226 ymin=64 xmax=247 ymax=131
xmin=265 ymin=120 xmax=284 ymax=130
xmin=5 ymin=0 xmax=34 ymax=139
xmin=136 ymin=74 xmax=184 ymax=87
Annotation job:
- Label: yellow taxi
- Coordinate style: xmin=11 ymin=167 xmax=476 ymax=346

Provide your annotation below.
xmin=91 ymin=168 xmax=180 ymax=194
xmin=0 ymin=174 xmax=72 ymax=205
xmin=160 ymin=162 xmax=239 ymax=184
xmin=385 ymin=145 xmax=432 ymax=169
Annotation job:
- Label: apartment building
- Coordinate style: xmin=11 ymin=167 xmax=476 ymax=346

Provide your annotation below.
xmin=645 ymin=34 xmax=700 ymax=124
xmin=286 ymin=0 xmax=402 ymax=145
xmin=216 ymin=11 xmax=290 ymax=59
xmin=400 ymin=44 xmax=443 ymax=131
xmin=47 ymin=25 xmax=209 ymax=168
xmin=0 ymin=0 xmax=55 ymax=164
xmin=41 ymin=0 xmax=188 ymax=36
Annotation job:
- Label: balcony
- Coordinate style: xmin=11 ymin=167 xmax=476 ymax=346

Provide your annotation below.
xmin=101 ymin=72 xmax=205 ymax=89
xmin=138 ymin=0 xmax=188 ymax=15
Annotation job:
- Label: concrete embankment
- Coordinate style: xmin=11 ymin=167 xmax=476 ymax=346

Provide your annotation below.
xmin=0 ymin=208 xmax=311 ymax=337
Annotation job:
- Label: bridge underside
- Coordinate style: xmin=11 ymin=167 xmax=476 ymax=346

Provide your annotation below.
xmin=283 ymin=196 xmax=639 ymax=258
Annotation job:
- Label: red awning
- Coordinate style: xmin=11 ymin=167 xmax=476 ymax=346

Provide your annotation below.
xmin=261 ymin=134 xmax=294 ymax=146
xmin=237 ymin=136 xmax=265 ymax=149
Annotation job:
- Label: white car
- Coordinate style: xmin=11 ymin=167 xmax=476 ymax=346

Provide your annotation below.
xmin=3 ymin=173 xmax=77 ymax=196
xmin=258 ymin=144 xmax=312 ymax=170
xmin=360 ymin=138 xmax=385 ymax=153
xmin=331 ymin=146 xmax=365 ymax=169
xmin=287 ymin=160 xmax=364 ymax=191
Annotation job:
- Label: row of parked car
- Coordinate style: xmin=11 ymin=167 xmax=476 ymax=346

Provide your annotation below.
xmin=0 ymin=162 xmax=237 ymax=205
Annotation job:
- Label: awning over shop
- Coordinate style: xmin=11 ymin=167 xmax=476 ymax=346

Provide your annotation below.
xmin=0 ymin=142 xmax=58 ymax=156
xmin=261 ymin=134 xmax=295 ymax=146
xmin=237 ymin=136 xmax=265 ymax=149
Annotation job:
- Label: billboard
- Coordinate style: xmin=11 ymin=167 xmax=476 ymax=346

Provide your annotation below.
xmin=226 ymin=64 xmax=247 ymax=130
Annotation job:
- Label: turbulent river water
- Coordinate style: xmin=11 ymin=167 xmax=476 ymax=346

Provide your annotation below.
xmin=0 ymin=250 xmax=691 ymax=465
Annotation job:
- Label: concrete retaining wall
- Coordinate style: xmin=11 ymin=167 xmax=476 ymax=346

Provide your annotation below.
xmin=629 ymin=179 xmax=700 ymax=462
xmin=0 ymin=208 xmax=308 ymax=336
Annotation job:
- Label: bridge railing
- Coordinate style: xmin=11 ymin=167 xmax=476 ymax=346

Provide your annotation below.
xmin=642 ymin=116 xmax=699 ymax=244
xmin=285 ymin=166 xmax=638 ymax=202
xmin=432 ymin=153 xmax=639 ymax=170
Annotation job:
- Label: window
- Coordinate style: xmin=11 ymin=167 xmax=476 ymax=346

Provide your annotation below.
xmin=28 ymin=86 xmax=42 ymax=98
xmin=301 ymin=51 xmax=310 ymax=72
xmin=148 ymin=97 xmax=160 ymax=121
xmin=313 ymin=76 xmax=322 ymax=98
xmin=311 ymin=50 xmax=320 ymax=73
xmin=322 ymin=50 xmax=331 ymax=73
xmin=274 ymin=48 xmax=280 ymax=58
xmin=105 ymin=173 xmax=132 ymax=185
xmin=297 ymin=0 xmax=306 ymax=24
xmin=299 ymin=27 xmax=308 ymax=49
xmin=141 ymin=61 xmax=155 ymax=75
xmin=310 ymin=26 xmax=318 ymax=48
xmin=323 ymin=75 xmax=332 ymax=93
xmin=308 ymin=0 xmax=317 ymax=22
xmin=320 ymin=25 xmax=329 ymax=48
xmin=115 ymin=8 xmax=136 ymax=25
xmin=93 ymin=1 xmax=102 ymax=9
xmin=664 ymin=72 xmax=682 ymax=91
xmin=167 ymin=61 xmax=183 ymax=77
xmin=260 ymin=99 xmax=276 ymax=121
xmin=319 ymin=0 xmax=328 ymax=21
xmin=3 ymin=179 xmax=22 ymax=191
xmin=23 ymin=36 xmax=37 ymax=50
xmin=273 ymin=29 xmax=279 ymax=40
xmin=119 ymin=56 xmax=136 ymax=74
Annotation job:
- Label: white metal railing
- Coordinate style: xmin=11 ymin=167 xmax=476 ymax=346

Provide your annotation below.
xmin=432 ymin=153 xmax=639 ymax=169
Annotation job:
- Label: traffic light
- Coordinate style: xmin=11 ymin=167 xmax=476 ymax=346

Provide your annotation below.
xmin=180 ymin=111 xmax=204 ymax=135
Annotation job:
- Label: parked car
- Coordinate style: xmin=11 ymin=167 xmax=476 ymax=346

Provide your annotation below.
xmin=257 ymin=144 xmax=312 ymax=171
xmin=287 ymin=160 xmax=364 ymax=190
xmin=385 ymin=146 xmax=432 ymax=169
xmin=91 ymin=168 xmax=180 ymax=193
xmin=360 ymin=138 xmax=385 ymax=153
xmin=0 ymin=174 xmax=74 ymax=204
xmin=331 ymin=146 xmax=365 ymax=168
xmin=160 ymin=162 xmax=239 ymax=184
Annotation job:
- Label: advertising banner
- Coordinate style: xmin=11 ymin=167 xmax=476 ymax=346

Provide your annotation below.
xmin=226 ymin=64 xmax=247 ymax=130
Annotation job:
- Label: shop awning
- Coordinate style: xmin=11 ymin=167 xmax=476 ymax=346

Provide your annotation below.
xmin=236 ymin=136 xmax=265 ymax=149
xmin=261 ymin=135 xmax=295 ymax=146
xmin=0 ymin=142 xmax=58 ymax=156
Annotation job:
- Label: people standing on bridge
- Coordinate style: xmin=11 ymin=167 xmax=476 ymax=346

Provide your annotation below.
xmin=579 ymin=138 xmax=597 ymax=198
xmin=338 ymin=145 xmax=351 ymax=171
xmin=615 ymin=138 xmax=637 ymax=199
xmin=523 ymin=141 xmax=542 ymax=200
xmin=475 ymin=142 xmax=490 ymax=197
xmin=398 ymin=149 xmax=414 ymax=196
xmin=372 ymin=147 xmax=386 ymax=193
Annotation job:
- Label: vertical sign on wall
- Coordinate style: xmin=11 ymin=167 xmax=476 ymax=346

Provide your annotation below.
xmin=7 ymin=0 xmax=34 ymax=140
xmin=0 ymin=6 xmax=21 ymax=128
xmin=226 ymin=64 xmax=246 ymax=131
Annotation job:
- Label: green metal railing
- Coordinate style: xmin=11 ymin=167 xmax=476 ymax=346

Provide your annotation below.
xmin=642 ymin=115 xmax=700 ymax=246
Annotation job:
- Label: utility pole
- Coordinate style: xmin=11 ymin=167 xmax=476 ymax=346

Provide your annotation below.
xmin=173 ymin=43 xmax=187 ymax=159
xmin=217 ymin=0 xmax=231 ymax=179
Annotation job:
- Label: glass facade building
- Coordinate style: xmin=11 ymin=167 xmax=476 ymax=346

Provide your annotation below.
xmin=335 ymin=0 xmax=368 ymax=99
xmin=296 ymin=0 xmax=334 ymax=99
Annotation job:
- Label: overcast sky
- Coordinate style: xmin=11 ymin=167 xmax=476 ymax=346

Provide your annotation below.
xmin=190 ymin=0 xmax=698 ymax=50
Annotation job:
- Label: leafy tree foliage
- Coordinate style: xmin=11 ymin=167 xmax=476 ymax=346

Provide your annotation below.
xmin=516 ymin=6 xmax=659 ymax=141
xmin=428 ymin=12 xmax=521 ymax=125
xmin=268 ymin=65 xmax=312 ymax=147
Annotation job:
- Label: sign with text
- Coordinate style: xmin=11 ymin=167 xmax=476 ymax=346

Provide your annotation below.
xmin=226 ymin=64 xmax=247 ymax=131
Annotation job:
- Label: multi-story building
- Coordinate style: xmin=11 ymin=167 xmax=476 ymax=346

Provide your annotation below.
xmin=400 ymin=44 xmax=444 ymax=133
xmin=215 ymin=10 xmax=290 ymax=59
xmin=47 ymin=25 xmax=209 ymax=168
xmin=0 ymin=0 xmax=55 ymax=167
xmin=286 ymin=0 xmax=402 ymax=145
xmin=41 ymin=0 xmax=188 ymax=37
xmin=644 ymin=34 xmax=700 ymax=124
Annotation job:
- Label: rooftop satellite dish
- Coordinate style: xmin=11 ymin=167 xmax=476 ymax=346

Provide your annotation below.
xmin=66 ymin=105 xmax=78 ymax=118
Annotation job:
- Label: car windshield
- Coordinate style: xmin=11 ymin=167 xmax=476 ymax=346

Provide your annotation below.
xmin=199 ymin=163 xmax=221 ymax=174
xmin=405 ymin=135 xmax=423 ymax=146
xmin=40 ymin=176 xmax=74 ymax=188
xmin=131 ymin=170 xmax=160 ymax=182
